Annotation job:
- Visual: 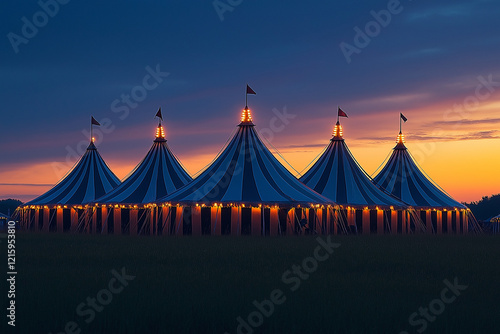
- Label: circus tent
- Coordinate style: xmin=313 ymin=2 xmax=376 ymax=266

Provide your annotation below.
xmin=373 ymin=129 xmax=470 ymax=233
xmin=86 ymin=114 xmax=192 ymax=235
xmin=300 ymin=117 xmax=410 ymax=234
xmin=155 ymin=101 xmax=335 ymax=236
xmin=18 ymin=139 xmax=120 ymax=232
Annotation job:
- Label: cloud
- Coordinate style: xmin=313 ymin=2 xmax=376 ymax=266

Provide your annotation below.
xmin=282 ymin=143 xmax=329 ymax=149
xmin=406 ymin=4 xmax=474 ymax=22
xmin=358 ymin=130 xmax=500 ymax=143
xmin=429 ymin=118 xmax=500 ymax=126
xmin=399 ymin=48 xmax=445 ymax=59
xmin=355 ymin=93 xmax=431 ymax=106
xmin=355 ymin=136 xmax=396 ymax=143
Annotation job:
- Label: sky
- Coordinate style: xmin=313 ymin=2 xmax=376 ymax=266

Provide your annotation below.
xmin=1 ymin=0 xmax=499 ymax=203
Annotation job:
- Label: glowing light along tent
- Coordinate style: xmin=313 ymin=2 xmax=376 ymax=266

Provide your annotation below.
xmin=87 ymin=119 xmax=192 ymax=235
xmin=155 ymin=106 xmax=335 ymax=236
xmin=300 ymin=120 xmax=410 ymax=234
xmin=373 ymin=131 xmax=469 ymax=234
xmin=19 ymin=140 xmax=120 ymax=232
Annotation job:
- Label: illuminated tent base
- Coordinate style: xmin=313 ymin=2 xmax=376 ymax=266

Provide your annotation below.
xmin=78 ymin=206 xmax=155 ymax=235
xmin=154 ymin=205 xmax=343 ymax=236
xmin=17 ymin=205 xmax=87 ymax=233
xmin=413 ymin=208 xmax=472 ymax=234
xmin=335 ymin=207 xmax=415 ymax=235
xmin=16 ymin=205 xmax=473 ymax=235
xmin=79 ymin=205 xmax=336 ymax=236
xmin=67 ymin=204 xmax=426 ymax=236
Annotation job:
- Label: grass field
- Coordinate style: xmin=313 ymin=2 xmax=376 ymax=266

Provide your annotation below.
xmin=5 ymin=232 xmax=500 ymax=333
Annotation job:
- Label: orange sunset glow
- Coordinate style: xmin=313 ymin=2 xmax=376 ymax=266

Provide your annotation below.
xmin=2 ymin=93 xmax=499 ymax=204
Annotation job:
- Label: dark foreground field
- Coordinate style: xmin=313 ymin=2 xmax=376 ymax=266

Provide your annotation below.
xmin=4 ymin=233 xmax=500 ymax=334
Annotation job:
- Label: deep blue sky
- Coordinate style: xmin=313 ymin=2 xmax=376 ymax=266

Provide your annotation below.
xmin=1 ymin=0 xmax=500 ymax=202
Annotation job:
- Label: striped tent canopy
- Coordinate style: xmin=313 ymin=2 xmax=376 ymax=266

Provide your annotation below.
xmin=158 ymin=107 xmax=334 ymax=206
xmin=300 ymin=121 xmax=406 ymax=209
xmin=373 ymin=132 xmax=466 ymax=209
xmin=95 ymin=122 xmax=192 ymax=205
xmin=25 ymin=141 xmax=120 ymax=206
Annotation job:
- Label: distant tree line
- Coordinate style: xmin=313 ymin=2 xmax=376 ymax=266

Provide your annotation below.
xmin=464 ymin=194 xmax=500 ymax=221
xmin=0 ymin=199 xmax=23 ymax=216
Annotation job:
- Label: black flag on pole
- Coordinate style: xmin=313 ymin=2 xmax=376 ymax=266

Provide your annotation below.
xmin=245 ymin=85 xmax=256 ymax=108
xmin=400 ymin=113 xmax=407 ymax=122
xmin=155 ymin=108 xmax=163 ymax=121
xmin=338 ymin=107 xmax=348 ymax=118
xmin=91 ymin=116 xmax=101 ymax=126
xmin=246 ymin=85 xmax=256 ymax=95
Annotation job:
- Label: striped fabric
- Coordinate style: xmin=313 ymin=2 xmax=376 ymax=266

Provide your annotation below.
xmin=96 ymin=137 xmax=192 ymax=204
xmin=373 ymin=141 xmax=466 ymax=209
xmin=26 ymin=142 xmax=120 ymax=206
xmin=300 ymin=137 xmax=406 ymax=209
xmin=158 ymin=123 xmax=333 ymax=206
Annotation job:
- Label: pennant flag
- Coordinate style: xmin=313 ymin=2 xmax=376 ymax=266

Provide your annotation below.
xmin=246 ymin=85 xmax=256 ymax=95
xmin=338 ymin=107 xmax=348 ymax=118
xmin=400 ymin=113 xmax=407 ymax=122
xmin=91 ymin=116 xmax=101 ymax=126
xmin=155 ymin=107 xmax=163 ymax=121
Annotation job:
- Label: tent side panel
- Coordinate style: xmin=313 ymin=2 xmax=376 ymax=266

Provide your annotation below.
xmin=231 ymin=207 xmax=239 ymax=236
xmin=43 ymin=208 xmax=50 ymax=232
xmin=464 ymin=210 xmax=468 ymax=234
xmin=270 ymin=208 xmax=279 ymax=236
xmin=211 ymin=207 xmax=220 ymax=236
xmin=192 ymin=206 xmax=201 ymax=236
xmin=130 ymin=209 xmax=138 ymax=236
xmin=446 ymin=211 xmax=452 ymax=234
xmin=57 ymin=208 xmax=63 ymax=232
xmin=362 ymin=209 xmax=370 ymax=235
xmin=377 ymin=210 xmax=384 ymax=235
xmin=287 ymin=209 xmax=295 ymax=236
xmin=176 ymin=207 xmax=184 ymax=236
xmin=114 ymin=209 xmax=121 ymax=235
xmin=437 ymin=211 xmax=442 ymax=234
xmin=101 ymin=207 xmax=107 ymax=234
xmin=426 ymin=210 xmax=432 ymax=234
xmin=251 ymin=208 xmax=261 ymax=236
xmin=34 ymin=209 xmax=40 ymax=231
xmin=71 ymin=208 xmax=78 ymax=232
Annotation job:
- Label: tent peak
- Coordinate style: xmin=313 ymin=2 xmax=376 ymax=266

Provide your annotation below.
xmin=87 ymin=141 xmax=97 ymax=150
xmin=331 ymin=121 xmax=344 ymax=141
xmin=239 ymin=106 xmax=254 ymax=126
xmin=394 ymin=131 xmax=407 ymax=150
xmin=155 ymin=123 xmax=166 ymax=142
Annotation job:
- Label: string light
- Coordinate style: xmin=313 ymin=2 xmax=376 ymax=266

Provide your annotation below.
xmin=241 ymin=107 xmax=253 ymax=123
xmin=333 ymin=122 xmax=343 ymax=138
xmin=156 ymin=125 xmax=165 ymax=139
xmin=397 ymin=132 xmax=405 ymax=144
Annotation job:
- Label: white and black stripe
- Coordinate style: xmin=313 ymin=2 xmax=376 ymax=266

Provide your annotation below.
xmin=95 ymin=138 xmax=192 ymax=204
xmin=158 ymin=124 xmax=333 ymax=206
xmin=25 ymin=142 xmax=120 ymax=205
xmin=300 ymin=138 xmax=407 ymax=209
xmin=373 ymin=143 xmax=466 ymax=209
